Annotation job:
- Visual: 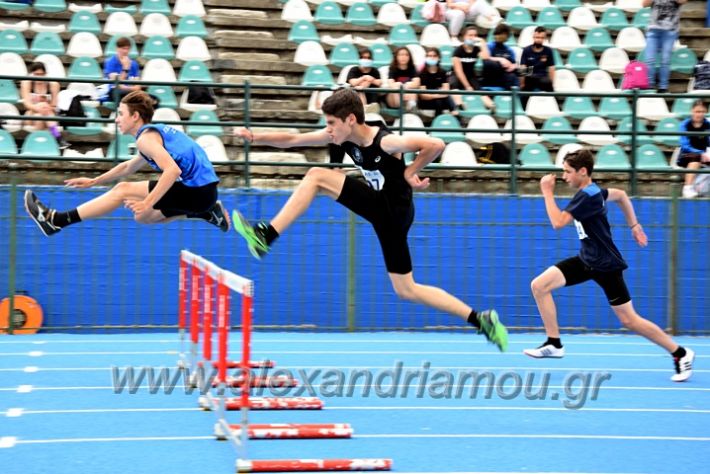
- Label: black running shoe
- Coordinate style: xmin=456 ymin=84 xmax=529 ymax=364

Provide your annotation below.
xmin=24 ymin=190 xmax=61 ymax=236
xmin=204 ymin=200 xmax=231 ymax=232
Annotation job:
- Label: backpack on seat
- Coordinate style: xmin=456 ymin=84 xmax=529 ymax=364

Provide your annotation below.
xmin=621 ymin=60 xmax=649 ymax=90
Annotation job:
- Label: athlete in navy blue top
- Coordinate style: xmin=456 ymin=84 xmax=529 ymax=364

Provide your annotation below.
xmin=25 ymin=90 xmax=230 ymax=237
xmin=231 ymin=88 xmax=508 ymax=351
xmin=523 ymin=149 xmax=694 ymax=382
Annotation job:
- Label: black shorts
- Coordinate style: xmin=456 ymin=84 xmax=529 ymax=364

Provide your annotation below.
xmin=148 ymin=180 xmax=218 ymax=218
xmin=337 ymin=176 xmax=414 ymax=274
xmin=676 ymin=153 xmax=703 ymax=168
xmin=555 ymin=256 xmax=631 ymax=306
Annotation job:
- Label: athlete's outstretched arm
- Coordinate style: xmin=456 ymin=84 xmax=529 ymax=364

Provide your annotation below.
xmin=64 ymin=156 xmax=145 ymax=188
xmin=607 ymin=188 xmax=648 ymax=247
xmin=540 ymin=174 xmax=573 ymax=230
xmin=235 ymin=128 xmax=331 ymax=148
xmin=381 ymin=134 xmax=445 ymax=190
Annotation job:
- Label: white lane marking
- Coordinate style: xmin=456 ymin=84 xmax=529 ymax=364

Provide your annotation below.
xmin=0 ymin=437 xmax=17 ymax=448
xmin=16 ymin=385 xmax=32 ymax=393
xmin=5 ymin=408 xmax=23 ymax=417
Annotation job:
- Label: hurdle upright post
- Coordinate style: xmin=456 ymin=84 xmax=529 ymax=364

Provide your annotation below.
xmin=240 ymin=279 xmax=254 ymax=451
xmin=189 ymin=257 xmax=202 ymax=372
xmin=177 ymin=254 xmax=188 ymax=366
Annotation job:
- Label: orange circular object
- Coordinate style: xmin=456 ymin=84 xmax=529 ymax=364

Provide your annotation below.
xmin=0 ymin=295 xmax=43 ymax=335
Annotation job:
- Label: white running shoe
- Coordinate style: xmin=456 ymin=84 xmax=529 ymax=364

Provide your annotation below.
xmin=682 ymin=185 xmax=698 ymax=199
xmin=671 ymin=348 xmax=695 ymax=382
xmin=523 ymin=344 xmax=565 ymax=359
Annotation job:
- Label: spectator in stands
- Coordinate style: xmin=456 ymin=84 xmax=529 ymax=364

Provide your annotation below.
xmin=519 ymin=26 xmax=556 ymax=107
xmin=347 ymin=48 xmax=383 ymax=114
xmin=449 ymin=26 xmax=493 ymax=110
xmin=643 ymin=0 xmax=687 ymax=93
xmin=103 ymin=37 xmax=142 ymax=103
xmin=678 ymin=99 xmax=710 ymax=198
xmin=416 ymin=47 xmax=457 ymax=116
xmin=384 ymin=47 xmax=421 ymax=113
xmin=482 ymin=23 xmax=519 ymax=90
xmin=20 ymin=62 xmax=68 ymax=149
xmin=445 ymin=0 xmax=501 ymax=40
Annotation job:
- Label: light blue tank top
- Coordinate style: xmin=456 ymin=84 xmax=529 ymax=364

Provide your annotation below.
xmin=135 ymin=124 xmax=219 ymax=187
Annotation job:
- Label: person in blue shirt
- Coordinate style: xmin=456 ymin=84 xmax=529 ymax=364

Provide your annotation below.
xmin=678 ymin=99 xmax=710 ymax=198
xmin=24 ymin=90 xmax=230 ymax=236
xmin=524 ymin=149 xmax=694 ymax=382
xmin=481 ymin=23 xmax=519 ymax=90
xmin=103 ymin=37 xmax=142 ymax=103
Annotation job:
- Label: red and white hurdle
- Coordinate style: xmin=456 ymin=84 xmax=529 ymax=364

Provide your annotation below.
xmin=178 ymin=250 xmax=392 ymax=472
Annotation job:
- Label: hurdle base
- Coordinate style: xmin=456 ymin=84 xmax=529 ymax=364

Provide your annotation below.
xmin=236 ymin=458 xmax=392 ymax=472
xmin=201 ymin=396 xmax=323 ymax=411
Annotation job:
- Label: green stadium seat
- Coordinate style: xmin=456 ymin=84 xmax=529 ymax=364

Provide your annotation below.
xmin=67 ymin=57 xmax=102 ymax=80
xmin=459 ymin=95 xmax=491 ymax=118
xmin=0 ymin=1 xmax=30 ymax=10
xmin=0 ymin=30 xmax=28 ymax=54
xmin=562 ymin=96 xmax=596 ymax=119
xmin=176 ymin=15 xmax=208 ymax=38
xmin=636 ymin=144 xmax=670 ymax=168
xmin=142 ymin=35 xmax=175 ymax=60
xmin=315 ymin=1 xmax=344 ymax=25
xmin=598 ymin=96 xmax=631 ymax=121
xmin=430 ymin=114 xmax=465 ymax=143
xmin=541 ymin=116 xmax=577 ymax=145
xmin=410 ymin=4 xmax=429 ymax=28
xmin=0 ymin=129 xmax=17 ymax=154
xmin=653 ymin=117 xmax=681 ymax=146
xmin=330 ymin=42 xmax=359 ymax=67
xmin=494 ymin=95 xmax=525 ymax=119
xmin=584 ymin=28 xmax=614 ymax=52
xmin=439 ymin=45 xmax=454 ymax=71
xmin=671 ymin=97 xmax=695 ymax=118
xmin=68 ymin=11 xmax=101 ymax=34
xmin=179 ymin=61 xmax=213 ymax=82
xmin=567 ymin=47 xmax=598 ymax=73
xmin=104 ymin=35 xmax=139 ymax=58
xmin=288 ymin=20 xmax=320 ymax=44
xmin=616 ymin=117 xmax=652 ymax=145
xmin=600 ymin=7 xmax=629 ymax=32
xmin=104 ymin=4 xmax=138 ymax=14
xmin=552 ymin=48 xmax=566 ymax=69
xmin=556 ymin=0 xmax=582 ymax=12
xmin=30 ymin=32 xmax=64 ymax=55
xmin=537 ymin=7 xmax=566 ymax=29
xmin=21 ymin=130 xmax=60 ymax=158
xmin=595 ymin=144 xmax=630 ymax=169
xmin=346 ymin=2 xmax=376 ymax=27
xmin=141 ymin=0 xmax=171 ymax=14
xmin=107 ymin=134 xmax=137 ymax=160
xmin=66 ymin=106 xmax=103 ymax=136
xmin=302 ymin=65 xmax=335 ymax=87
xmin=33 ymin=0 xmax=66 ymax=13
xmin=370 ymin=0 xmax=396 ymax=5
xmin=370 ymin=43 xmax=393 ymax=68
xmin=632 ymin=7 xmax=651 ymax=28
xmin=505 ymin=6 xmax=534 ymax=29
xmin=520 ymin=143 xmax=553 ymax=167
xmin=389 ymin=24 xmax=418 ymax=47
xmin=0 ymin=80 xmax=19 ymax=103
xmin=187 ymin=109 xmax=223 ymax=138
xmin=671 ymin=48 xmax=697 ymax=75
xmin=147 ymin=85 xmax=178 ymax=109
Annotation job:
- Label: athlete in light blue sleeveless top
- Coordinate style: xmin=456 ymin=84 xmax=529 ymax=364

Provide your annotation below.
xmin=24 ymin=91 xmax=231 ymax=237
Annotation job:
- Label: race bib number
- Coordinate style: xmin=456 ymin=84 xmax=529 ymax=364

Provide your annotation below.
xmin=360 ymin=169 xmax=385 ymax=191
xmin=573 ymin=219 xmax=588 ymax=240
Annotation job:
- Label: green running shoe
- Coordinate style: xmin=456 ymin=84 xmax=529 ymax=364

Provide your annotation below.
xmin=477 ymin=309 xmax=508 ymax=352
xmin=232 ymin=210 xmax=269 ymax=260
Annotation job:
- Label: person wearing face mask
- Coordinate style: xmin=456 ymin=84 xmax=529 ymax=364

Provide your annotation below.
xmin=519 ymin=26 xmax=556 ymax=107
xmin=416 ymin=47 xmax=457 ymax=116
xmin=449 ymin=26 xmax=494 ymax=110
xmin=347 ymin=48 xmax=383 ymax=114
xmin=481 ymin=23 xmax=519 ymax=91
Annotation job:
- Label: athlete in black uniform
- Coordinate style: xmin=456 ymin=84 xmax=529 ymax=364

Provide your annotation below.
xmin=525 ymin=149 xmax=694 ymax=382
xmin=232 ymin=88 xmax=508 ymax=351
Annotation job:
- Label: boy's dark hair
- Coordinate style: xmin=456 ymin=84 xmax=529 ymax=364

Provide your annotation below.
xmin=534 ymin=26 xmax=547 ymax=34
xmin=121 ymin=90 xmax=156 ymax=123
xmin=461 ymin=26 xmax=479 ymax=37
xmin=564 ymin=149 xmax=595 ymax=176
xmin=321 ymin=88 xmax=365 ymax=124
xmin=358 ymin=47 xmax=372 ymax=59
xmin=691 ymin=99 xmax=707 ymax=110
xmin=116 ymin=37 xmax=132 ymax=49
xmin=493 ymin=23 xmax=511 ymax=37
xmin=28 ymin=62 xmax=46 ymax=74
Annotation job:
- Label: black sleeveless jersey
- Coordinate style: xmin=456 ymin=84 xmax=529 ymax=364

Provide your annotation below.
xmin=333 ymin=123 xmax=412 ymax=204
